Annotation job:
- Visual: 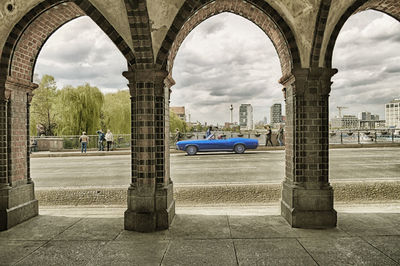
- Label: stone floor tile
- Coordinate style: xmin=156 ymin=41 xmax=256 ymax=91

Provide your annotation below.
xmin=0 ymin=240 xmax=46 ymax=266
xmin=53 ymin=217 xmax=123 ymax=240
xmin=363 ymin=235 xmax=400 ymax=263
xmin=228 ymin=215 xmax=297 ymax=239
xmin=116 ymin=228 xmax=170 ymax=241
xmin=87 ymin=240 xmax=169 ymax=266
xmin=169 ymin=214 xmax=231 ymax=239
xmin=0 ymin=215 xmax=81 ymax=240
xmin=338 ymin=213 xmax=400 ymax=236
xmin=234 ymin=239 xmax=317 ymax=266
xmin=15 ymin=240 xmax=107 ymax=266
xmin=162 ymin=239 xmax=237 ymax=266
xmin=298 ymin=236 xmax=398 ymax=265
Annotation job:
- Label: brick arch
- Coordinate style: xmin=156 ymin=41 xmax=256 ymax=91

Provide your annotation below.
xmin=325 ymin=0 xmax=400 ymax=68
xmin=0 ymin=0 xmax=136 ymax=92
xmin=155 ymin=0 xmax=301 ymax=80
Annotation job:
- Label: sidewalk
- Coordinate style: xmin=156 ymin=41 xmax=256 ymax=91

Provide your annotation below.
xmin=0 ymin=203 xmax=399 ymax=265
xmin=30 ymin=142 xmax=400 ymax=158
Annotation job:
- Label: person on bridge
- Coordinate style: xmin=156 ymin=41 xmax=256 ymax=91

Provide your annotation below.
xmin=277 ymin=124 xmax=284 ymax=146
xmin=96 ymin=129 xmax=105 ymax=151
xmin=79 ymin=132 xmax=89 ymax=153
xmin=265 ymin=125 xmax=273 ymax=146
xmin=206 ymin=126 xmax=213 ymax=138
xmin=105 ymin=129 xmax=114 ymax=151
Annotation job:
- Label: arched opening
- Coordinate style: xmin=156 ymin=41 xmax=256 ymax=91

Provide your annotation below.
xmin=329 ymin=9 xmax=400 ymax=203
xmin=30 ymin=16 xmax=131 ymax=202
xmin=0 ymin=0 xmax=134 ymax=230
xmin=169 ymin=12 xmax=285 ymax=206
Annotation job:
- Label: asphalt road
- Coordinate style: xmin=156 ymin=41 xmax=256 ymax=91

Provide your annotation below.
xmin=31 ymin=148 xmax=400 ymax=188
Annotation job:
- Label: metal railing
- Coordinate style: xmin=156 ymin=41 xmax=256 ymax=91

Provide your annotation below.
xmin=30 ymin=128 xmax=400 ymax=151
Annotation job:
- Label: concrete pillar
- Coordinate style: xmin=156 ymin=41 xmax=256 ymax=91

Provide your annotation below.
xmin=280 ymin=67 xmax=337 ymax=228
xmin=0 ymin=77 xmax=38 ymax=231
xmin=123 ymin=69 xmax=175 ymax=232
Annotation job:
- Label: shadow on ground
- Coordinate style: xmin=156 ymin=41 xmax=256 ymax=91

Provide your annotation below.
xmin=0 ymin=208 xmax=399 ymax=265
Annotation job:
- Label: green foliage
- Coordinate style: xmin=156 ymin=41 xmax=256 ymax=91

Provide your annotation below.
xmin=102 ymin=90 xmax=130 ymax=134
xmin=30 ymin=75 xmax=58 ymax=136
xmin=170 ymin=110 xmax=188 ymax=133
xmin=56 ymin=84 xmax=104 ymax=135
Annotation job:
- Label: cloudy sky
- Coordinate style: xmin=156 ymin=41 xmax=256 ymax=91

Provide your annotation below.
xmin=35 ymin=10 xmax=400 ymax=124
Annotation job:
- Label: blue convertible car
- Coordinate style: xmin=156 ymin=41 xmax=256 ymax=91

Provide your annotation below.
xmin=176 ymin=134 xmax=258 ymax=155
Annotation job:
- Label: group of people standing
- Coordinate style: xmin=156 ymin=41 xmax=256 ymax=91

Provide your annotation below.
xmin=79 ymin=129 xmax=114 ymax=153
xmin=265 ymin=124 xmax=284 ymax=146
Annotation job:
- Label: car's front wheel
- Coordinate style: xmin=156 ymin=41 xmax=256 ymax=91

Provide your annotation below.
xmin=186 ymin=145 xmax=198 ymax=156
xmin=234 ymin=144 xmax=245 ymax=154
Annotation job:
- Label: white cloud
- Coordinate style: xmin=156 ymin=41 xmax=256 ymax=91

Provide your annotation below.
xmin=331 ymin=10 xmax=400 ymax=119
xmin=34 ymin=16 xmax=128 ymax=93
xmin=34 ymin=10 xmax=400 ymax=125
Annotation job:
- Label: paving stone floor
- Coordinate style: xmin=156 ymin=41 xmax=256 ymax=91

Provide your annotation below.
xmin=0 ymin=205 xmax=399 ymax=265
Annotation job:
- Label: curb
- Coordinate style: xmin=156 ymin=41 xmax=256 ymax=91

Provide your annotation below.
xmin=35 ymin=181 xmax=400 ymax=206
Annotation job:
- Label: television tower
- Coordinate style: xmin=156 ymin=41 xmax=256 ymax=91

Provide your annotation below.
xmin=230 ymin=104 xmax=233 ymax=123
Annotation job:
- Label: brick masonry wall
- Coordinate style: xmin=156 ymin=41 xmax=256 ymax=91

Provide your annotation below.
xmin=10 ymin=2 xmax=84 ymax=81
xmin=282 ymin=68 xmax=335 ymax=186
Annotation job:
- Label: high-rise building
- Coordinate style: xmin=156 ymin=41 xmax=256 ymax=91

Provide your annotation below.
xmin=358 ymin=111 xmax=371 ymax=121
xmin=239 ymin=104 xmax=253 ymax=130
xmin=270 ymin=103 xmax=282 ymax=125
xmin=385 ymin=98 xmax=400 ymax=128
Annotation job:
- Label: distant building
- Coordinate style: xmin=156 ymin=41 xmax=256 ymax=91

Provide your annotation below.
xmin=358 ymin=111 xmax=371 ymax=121
xmin=331 ymin=115 xmax=359 ymax=129
xmin=358 ymin=111 xmax=383 ymax=129
xmin=239 ymin=104 xmax=253 ymax=130
xmin=270 ymin=103 xmax=282 ymax=125
xmin=170 ymin=106 xmax=186 ymax=121
xmin=385 ymin=98 xmax=400 ymax=128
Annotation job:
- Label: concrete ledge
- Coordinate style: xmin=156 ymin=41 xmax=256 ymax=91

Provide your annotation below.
xmin=35 ymin=181 xmax=400 ymax=206
xmin=0 ymin=199 xmax=38 ymax=231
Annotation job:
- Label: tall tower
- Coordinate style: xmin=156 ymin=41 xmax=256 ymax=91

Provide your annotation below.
xmin=230 ymin=104 xmax=233 ymax=124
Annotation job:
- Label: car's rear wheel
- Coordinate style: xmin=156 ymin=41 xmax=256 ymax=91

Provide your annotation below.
xmin=234 ymin=144 xmax=245 ymax=154
xmin=186 ymin=145 xmax=198 ymax=156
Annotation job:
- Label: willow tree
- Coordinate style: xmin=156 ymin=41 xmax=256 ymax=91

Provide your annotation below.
xmin=30 ymin=75 xmax=58 ymax=136
xmin=56 ymin=84 xmax=104 ymax=135
xmin=102 ymin=90 xmax=130 ymax=134
xmin=170 ymin=110 xmax=187 ymax=133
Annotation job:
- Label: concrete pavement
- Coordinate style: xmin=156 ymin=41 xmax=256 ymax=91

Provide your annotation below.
xmin=0 ymin=204 xmax=399 ymax=265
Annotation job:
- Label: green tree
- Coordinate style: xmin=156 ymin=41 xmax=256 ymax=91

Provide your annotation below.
xmin=30 ymin=75 xmax=58 ymax=136
xmin=170 ymin=110 xmax=187 ymax=133
xmin=102 ymin=90 xmax=130 ymax=134
xmin=56 ymin=84 xmax=104 ymax=135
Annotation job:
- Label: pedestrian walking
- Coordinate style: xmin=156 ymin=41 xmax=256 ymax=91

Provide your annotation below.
xmin=105 ymin=129 xmax=113 ymax=151
xmin=79 ymin=132 xmax=89 ymax=153
xmin=96 ymin=129 xmax=105 ymax=151
xmin=175 ymin=128 xmax=182 ymax=143
xmin=277 ymin=125 xmax=284 ymax=146
xmin=265 ymin=125 xmax=273 ymax=146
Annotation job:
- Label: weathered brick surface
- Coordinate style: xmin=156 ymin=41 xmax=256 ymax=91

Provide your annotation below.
xmin=282 ymin=68 xmax=336 ymax=185
xmin=10 ymin=2 xmax=84 ymax=81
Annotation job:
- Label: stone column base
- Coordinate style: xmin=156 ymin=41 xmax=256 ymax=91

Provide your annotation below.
xmin=124 ymin=182 xmax=175 ymax=232
xmin=0 ymin=183 xmax=39 ymax=231
xmin=280 ymin=181 xmax=337 ymax=228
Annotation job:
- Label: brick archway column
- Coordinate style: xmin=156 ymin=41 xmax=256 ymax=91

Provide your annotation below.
xmin=123 ymin=69 xmax=175 ymax=232
xmin=0 ymin=77 xmax=38 ymax=230
xmin=280 ymin=67 xmax=337 ymax=228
